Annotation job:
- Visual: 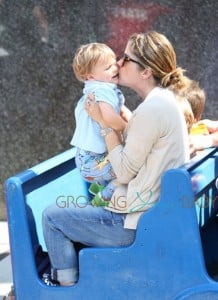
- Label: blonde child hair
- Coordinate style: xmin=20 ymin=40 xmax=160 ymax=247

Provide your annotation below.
xmin=173 ymin=77 xmax=206 ymax=133
xmin=184 ymin=80 xmax=206 ymax=122
xmin=176 ymin=95 xmax=194 ymax=133
xmin=72 ymin=43 xmax=116 ymax=82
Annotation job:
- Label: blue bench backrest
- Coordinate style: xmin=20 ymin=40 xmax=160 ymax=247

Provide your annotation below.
xmin=5 ymin=147 xmax=218 ymax=299
xmin=187 ymin=149 xmax=218 ymax=226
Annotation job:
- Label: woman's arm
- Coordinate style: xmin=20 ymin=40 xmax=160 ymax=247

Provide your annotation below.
xmin=85 ymin=95 xmax=159 ymax=184
xmin=98 ymin=102 xmax=127 ymax=132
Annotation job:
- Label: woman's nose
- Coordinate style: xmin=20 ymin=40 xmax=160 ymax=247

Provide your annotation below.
xmin=116 ymin=59 xmax=123 ymax=68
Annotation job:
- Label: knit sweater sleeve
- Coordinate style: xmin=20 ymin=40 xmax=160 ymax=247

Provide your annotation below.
xmin=109 ymin=102 xmax=160 ymax=184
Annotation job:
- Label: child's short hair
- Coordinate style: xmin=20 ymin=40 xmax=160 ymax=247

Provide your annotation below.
xmin=176 ymin=95 xmax=194 ymax=133
xmin=72 ymin=43 xmax=116 ymax=82
xmin=175 ymin=78 xmax=206 ymax=132
xmin=185 ymin=80 xmax=206 ymax=122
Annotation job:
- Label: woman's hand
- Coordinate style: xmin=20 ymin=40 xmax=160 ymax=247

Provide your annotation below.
xmin=84 ymin=93 xmax=105 ymax=126
xmin=85 ymin=93 xmax=122 ymax=151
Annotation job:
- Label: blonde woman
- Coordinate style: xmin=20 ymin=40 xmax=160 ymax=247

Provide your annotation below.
xmin=42 ymin=31 xmax=190 ymax=286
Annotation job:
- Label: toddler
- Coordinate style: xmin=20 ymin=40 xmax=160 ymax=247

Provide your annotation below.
xmin=71 ymin=42 xmax=131 ymax=206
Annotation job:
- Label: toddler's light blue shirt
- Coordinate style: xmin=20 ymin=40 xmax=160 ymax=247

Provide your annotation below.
xmin=70 ymin=81 xmax=125 ymax=154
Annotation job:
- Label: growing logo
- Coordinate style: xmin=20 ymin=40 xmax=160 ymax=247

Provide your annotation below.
xmin=129 ymin=190 xmax=154 ymax=213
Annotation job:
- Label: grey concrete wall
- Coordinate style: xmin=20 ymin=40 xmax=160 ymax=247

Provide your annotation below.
xmin=1 ymin=0 xmax=218 ymax=220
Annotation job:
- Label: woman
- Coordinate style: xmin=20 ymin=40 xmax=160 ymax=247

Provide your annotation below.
xmin=42 ymin=31 xmax=190 ymax=286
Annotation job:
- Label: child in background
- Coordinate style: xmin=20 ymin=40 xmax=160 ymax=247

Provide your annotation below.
xmin=176 ymin=95 xmax=194 ymax=134
xmin=190 ymin=119 xmax=218 ymax=154
xmin=179 ymin=80 xmax=217 ymax=155
xmin=173 ymin=77 xmax=208 ymax=156
xmin=71 ymin=42 xmax=132 ymax=206
xmin=185 ymin=80 xmax=206 ymax=123
xmin=175 ymin=78 xmax=206 ymax=135
xmin=185 ymin=80 xmax=207 ymax=135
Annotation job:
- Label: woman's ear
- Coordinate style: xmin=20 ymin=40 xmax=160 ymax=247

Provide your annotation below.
xmin=141 ymin=68 xmax=152 ymax=80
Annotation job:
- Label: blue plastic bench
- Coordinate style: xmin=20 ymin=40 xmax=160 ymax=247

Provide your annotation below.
xmin=5 ymin=147 xmax=218 ymax=299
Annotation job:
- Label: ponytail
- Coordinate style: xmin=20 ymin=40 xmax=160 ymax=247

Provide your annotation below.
xmin=165 ymin=70 xmax=192 ymax=95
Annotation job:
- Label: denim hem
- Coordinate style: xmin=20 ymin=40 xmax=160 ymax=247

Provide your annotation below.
xmin=57 ymin=268 xmax=78 ymax=283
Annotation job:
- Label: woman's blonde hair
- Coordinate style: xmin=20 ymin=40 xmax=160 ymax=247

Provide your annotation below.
xmin=128 ymin=31 xmax=188 ymax=92
xmin=72 ymin=43 xmax=115 ymax=82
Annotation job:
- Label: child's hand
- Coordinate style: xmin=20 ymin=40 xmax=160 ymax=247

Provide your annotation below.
xmin=189 ymin=134 xmax=213 ymax=155
xmin=197 ymin=119 xmax=218 ymax=133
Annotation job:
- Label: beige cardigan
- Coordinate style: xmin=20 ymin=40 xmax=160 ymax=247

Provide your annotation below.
xmin=106 ymin=87 xmax=189 ymax=229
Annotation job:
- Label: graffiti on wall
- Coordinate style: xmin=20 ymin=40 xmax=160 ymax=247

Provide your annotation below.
xmin=105 ymin=1 xmax=173 ymax=55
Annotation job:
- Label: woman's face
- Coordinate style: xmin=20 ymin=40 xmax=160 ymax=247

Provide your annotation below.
xmin=117 ymin=41 xmax=142 ymax=89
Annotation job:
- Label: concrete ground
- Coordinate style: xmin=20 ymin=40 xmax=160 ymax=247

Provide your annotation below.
xmin=0 ymin=222 xmax=13 ymax=299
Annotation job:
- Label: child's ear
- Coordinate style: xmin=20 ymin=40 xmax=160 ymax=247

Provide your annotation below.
xmin=86 ymin=73 xmax=95 ymax=80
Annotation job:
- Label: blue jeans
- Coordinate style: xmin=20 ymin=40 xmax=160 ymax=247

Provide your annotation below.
xmin=42 ymin=202 xmax=136 ymax=283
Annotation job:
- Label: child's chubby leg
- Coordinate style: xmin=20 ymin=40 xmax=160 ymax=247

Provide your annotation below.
xmin=75 ymin=149 xmax=115 ymax=184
